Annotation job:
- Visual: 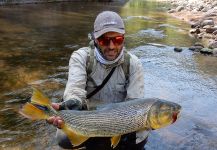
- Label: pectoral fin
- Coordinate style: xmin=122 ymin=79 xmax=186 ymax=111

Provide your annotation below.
xmin=62 ymin=124 xmax=89 ymax=146
xmin=111 ymin=135 xmax=121 ymax=149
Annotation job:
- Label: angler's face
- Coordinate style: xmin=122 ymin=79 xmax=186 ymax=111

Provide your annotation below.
xmin=96 ymin=32 xmax=124 ymax=61
xmin=148 ymin=101 xmax=181 ymax=129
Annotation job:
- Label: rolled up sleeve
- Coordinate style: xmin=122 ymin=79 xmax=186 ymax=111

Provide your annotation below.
xmin=63 ymin=48 xmax=89 ymax=105
xmin=126 ymin=54 xmax=144 ymax=99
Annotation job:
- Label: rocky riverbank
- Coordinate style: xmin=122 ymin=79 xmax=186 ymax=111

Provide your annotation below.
xmin=158 ymin=0 xmax=217 ymax=56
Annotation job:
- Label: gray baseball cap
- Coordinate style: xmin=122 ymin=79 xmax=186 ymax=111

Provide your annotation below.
xmin=93 ymin=11 xmax=125 ymax=39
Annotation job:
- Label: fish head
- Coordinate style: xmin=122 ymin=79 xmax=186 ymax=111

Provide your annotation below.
xmin=147 ymin=100 xmax=181 ymax=129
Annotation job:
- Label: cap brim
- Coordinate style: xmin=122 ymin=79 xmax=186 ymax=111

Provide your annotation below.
xmin=94 ymin=27 xmax=125 ymax=39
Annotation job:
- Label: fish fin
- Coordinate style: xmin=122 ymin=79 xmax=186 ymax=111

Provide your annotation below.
xmin=62 ymin=124 xmax=89 ymax=146
xmin=31 ymin=87 xmax=51 ymax=107
xmin=111 ymin=135 xmax=121 ymax=149
xmin=19 ymin=102 xmax=49 ymax=120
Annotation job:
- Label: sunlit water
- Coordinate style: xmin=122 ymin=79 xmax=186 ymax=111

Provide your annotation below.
xmin=0 ymin=0 xmax=217 ymax=149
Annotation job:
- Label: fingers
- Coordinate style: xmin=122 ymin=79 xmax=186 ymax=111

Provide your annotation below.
xmin=53 ymin=116 xmax=64 ymax=129
xmin=46 ymin=116 xmax=64 ymax=129
xmin=46 ymin=116 xmax=55 ymax=124
xmin=51 ymin=103 xmax=60 ymax=110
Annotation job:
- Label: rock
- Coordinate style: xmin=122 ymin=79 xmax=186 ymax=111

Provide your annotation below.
xmin=213 ymin=6 xmax=217 ymax=11
xmin=212 ymin=1 xmax=217 ymax=8
xmin=174 ymin=47 xmax=183 ymax=52
xmin=195 ymin=45 xmax=204 ymax=51
xmin=203 ymin=33 xmax=214 ymax=39
xmin=203 ymin=25 xmax=212 ymax=29
xmin=201 ymin=19 xmax=214 ymax=27
xmin=200 ymin=48 xmax=213 ymax=54
xmin=201 ymin=7 xmax=208 ymax=12
xmin=168 ymin=9 xmax=176 ymax=13
xmin=194 ymin=42 xmax=204 ymax=48
xmin=208 ymin=41 xmax=217 ymax=49
xmin=189 ymin=28 xmax=201 ymax=34
xmin=189 ymin=46 xmax=196 ymax=51
xmin=205 ymin=27 xmax=217 ymax=33
xmin=213 ymin=48 xmax=217 ymax=56
xmin=176 ymin=6 xmax=184 ymax=12
xmin=191 ymin=22 xmax=200 ymax=28
xmin=189 ymin=46 xmax=200 ymax=52
xmin=197 ymin=33 xmax=203 ymax=39
xmin=205 ymin=8 xmax=217 ymax=17
xmin=213 ymin=30 xmax=217 ymax=35
xmin=197 ymin=5 xmax=204 ymax=11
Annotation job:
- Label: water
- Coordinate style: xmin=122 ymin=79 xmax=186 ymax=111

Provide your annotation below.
xmin=0 ymin=0 xmax=217 ymax=149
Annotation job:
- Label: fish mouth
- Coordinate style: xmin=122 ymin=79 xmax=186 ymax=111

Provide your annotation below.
xmin=172 ymin=110 xmax=181 ymax=123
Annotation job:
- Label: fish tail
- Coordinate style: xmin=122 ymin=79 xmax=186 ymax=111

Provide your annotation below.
xmin=31 ymin=87 xmax=51 ymax=107
xmin=19 ymin=102 xmax=49 ymax=120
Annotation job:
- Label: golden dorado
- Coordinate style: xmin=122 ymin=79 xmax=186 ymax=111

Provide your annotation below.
xmin=19 ymin=88 xmax=181 ymax=148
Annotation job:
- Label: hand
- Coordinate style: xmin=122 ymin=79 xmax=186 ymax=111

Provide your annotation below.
xmin=47 ymin=116 xmax=64 ymax=129
xmin=46 ymin=103 xmax=64 ymax=129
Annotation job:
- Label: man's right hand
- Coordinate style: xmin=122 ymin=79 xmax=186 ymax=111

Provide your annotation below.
xmin=47 ymin=99 xmax=82 ymax=128
xmin=47 ymin=103 xmax=64 ymax=129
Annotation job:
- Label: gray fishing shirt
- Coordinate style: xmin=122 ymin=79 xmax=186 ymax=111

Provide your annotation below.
xmin=63 ymin=47 xmax=148 ymax=143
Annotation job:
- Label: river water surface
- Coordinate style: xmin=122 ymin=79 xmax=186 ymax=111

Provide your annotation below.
xmin=0 ymin=0 xmax=217 ymax=149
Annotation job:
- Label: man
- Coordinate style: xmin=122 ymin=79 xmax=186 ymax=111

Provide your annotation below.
xmin=47 ymin=11 xmax=148 ymax=150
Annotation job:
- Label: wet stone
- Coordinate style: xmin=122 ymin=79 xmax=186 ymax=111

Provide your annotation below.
xmin=200 ymin=47 xmax=213 ymax=54
xmin=189 ymin=46 xmax=196 ymax=51
xmin=174 ymin=47 xmax=183 ymax=52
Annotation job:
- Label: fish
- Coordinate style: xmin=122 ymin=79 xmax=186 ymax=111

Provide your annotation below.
xmin=19 ymin=88 xmax=181 ymax=148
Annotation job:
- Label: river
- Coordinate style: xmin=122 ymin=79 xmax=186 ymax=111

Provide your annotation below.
xmin=0 ymin=0 xmax=217 ymax=149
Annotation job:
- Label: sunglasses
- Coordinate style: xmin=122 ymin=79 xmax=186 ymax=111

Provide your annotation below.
xmin=97 ymin=35 xmax=124 ymax=46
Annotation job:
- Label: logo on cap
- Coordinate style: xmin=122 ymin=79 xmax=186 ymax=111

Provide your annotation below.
xmin=100 ymin=21 xmax=117 ymax=27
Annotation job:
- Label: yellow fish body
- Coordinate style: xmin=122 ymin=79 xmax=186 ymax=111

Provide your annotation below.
xmin=19 ymin=88 xmax=181 ymax=148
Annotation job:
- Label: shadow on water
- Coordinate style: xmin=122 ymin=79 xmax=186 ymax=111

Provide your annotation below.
xmin=0 ymin=0 xmax=217 ymax=149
